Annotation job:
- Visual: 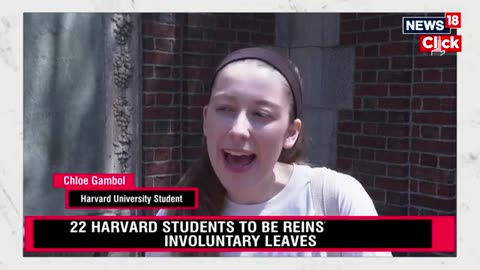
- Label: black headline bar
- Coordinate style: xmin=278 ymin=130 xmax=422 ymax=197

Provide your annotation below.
xmin=68 ymin=190 xmax=196 ymax=207
xmin=33 ymin=219 xmax=431 ymax=248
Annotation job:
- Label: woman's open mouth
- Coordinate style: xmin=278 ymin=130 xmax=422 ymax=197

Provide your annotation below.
xmin=222 ymin=149 xmax=257 ymax=173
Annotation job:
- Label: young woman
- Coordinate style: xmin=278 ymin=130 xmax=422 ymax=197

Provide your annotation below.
xmin=147 ymin=47 xmax=391 ymax=257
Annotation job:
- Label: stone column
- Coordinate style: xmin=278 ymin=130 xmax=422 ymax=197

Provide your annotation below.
xmin=276 ymin=14 xmax=354 ymax=168
xmin=103 ymin=13 xmax=142 ymax=257
xmin=23 ymin=13 xmax=142 ymax=257
xmin=103 ymin=13 xmax=143 ymax=218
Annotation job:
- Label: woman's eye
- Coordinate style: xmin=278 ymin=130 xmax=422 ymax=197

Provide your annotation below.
xmin=253 ymin=111 xmax=270 ymax=118
xmin=216 ymin=106 xmax=234 ymax=112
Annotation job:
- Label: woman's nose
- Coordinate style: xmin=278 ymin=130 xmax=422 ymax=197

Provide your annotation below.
xmin=229 ymin=112 xmax=251 ymax=140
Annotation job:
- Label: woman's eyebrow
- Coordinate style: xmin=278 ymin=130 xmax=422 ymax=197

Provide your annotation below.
xmin=254 ymin=100 xmax=281 ymax=110
xmin=210 ymin=92 xmax=236 ymax=101
xmin=211 ymin=93 xmax=281 ymax=109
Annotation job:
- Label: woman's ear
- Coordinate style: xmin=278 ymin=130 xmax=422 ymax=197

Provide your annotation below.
xmin=203 ymin=105 xmax=208 ymax=135
xmin=283 ymin=119 xmax=302 ymax=149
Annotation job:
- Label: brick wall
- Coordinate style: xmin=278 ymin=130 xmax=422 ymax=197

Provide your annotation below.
xmin=142 ymin=13 xmax=275 ymax=191
xmin=338 ymin=13 xmax=456 ymax=218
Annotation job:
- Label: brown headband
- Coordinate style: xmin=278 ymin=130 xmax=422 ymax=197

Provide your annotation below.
xmin=212 ymin=47 xmax=303 ymax=119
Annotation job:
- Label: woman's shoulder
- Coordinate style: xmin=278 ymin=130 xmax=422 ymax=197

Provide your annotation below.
xmin=296 ymin=163 xmax=361 ymax=189
xmin=296 ymin=163 xmax=378 ymax=216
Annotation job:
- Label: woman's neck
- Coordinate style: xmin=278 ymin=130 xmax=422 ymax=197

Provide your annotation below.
xmin=226 ymin=162 xmax=294 ymax=205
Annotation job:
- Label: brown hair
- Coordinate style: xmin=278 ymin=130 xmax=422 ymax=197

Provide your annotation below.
xmin=165 ymin=51 xmax=306 ymax=257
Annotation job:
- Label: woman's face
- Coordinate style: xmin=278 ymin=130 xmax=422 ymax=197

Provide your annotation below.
xmin=203 ymin=60 xmax=301 ymax=202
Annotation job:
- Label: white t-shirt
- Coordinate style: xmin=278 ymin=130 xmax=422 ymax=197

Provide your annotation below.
xmin=146 ymin=163 xmax=391 ymax=257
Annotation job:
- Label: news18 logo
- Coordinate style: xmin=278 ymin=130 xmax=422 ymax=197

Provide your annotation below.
xmin=402 ymin=12 xmax=462 ymax=55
